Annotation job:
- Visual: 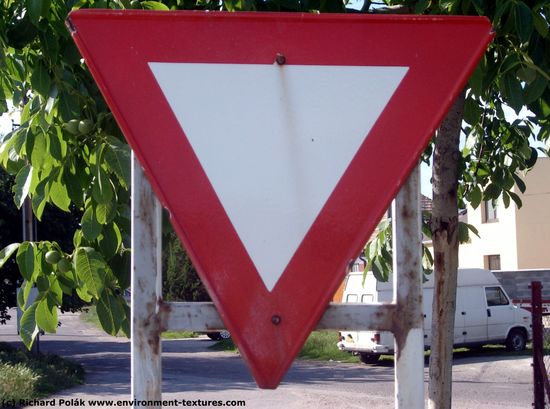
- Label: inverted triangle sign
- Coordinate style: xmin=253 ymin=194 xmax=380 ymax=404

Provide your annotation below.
xmin=149 ymin=63 xmax=408 ymax=291
xmin=68 ymin=10 xmax=493 ymax=389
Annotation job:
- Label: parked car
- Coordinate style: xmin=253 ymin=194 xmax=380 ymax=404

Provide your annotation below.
xmin=205 ymin=330 xmax=231 ymax=341
xmin=337 ymin=268 xmax=532 ymax=364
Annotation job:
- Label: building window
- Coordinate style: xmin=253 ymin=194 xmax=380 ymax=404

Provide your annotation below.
xmin=346 ymin=294 xmax=358 ymax=303
xmin=485 ymin=254 xmax=501 ymax=270
xmin=482 ymin=200 xmax=498 ymax=223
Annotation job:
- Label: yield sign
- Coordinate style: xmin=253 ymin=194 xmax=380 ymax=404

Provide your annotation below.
xmin=68 ymin=10 xmax=493 ymax=388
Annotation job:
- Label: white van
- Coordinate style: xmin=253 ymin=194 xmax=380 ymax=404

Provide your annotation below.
xmin=337 ymin=268 xmax=532 ymax=364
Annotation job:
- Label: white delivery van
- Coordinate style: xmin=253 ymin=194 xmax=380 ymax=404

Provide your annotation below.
xmin=337 ymin=268 xmax=532 ymax=364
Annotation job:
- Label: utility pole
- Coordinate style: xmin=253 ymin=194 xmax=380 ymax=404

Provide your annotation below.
xmin=13 ymin=117 xmax=40 ymax=354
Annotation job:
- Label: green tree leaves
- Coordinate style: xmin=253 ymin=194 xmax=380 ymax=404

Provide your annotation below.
xmin=13 ymin=165 xmax=33 ymax=208
xmin=20 ymin=302 xmax=39 ymax=349
xmin=96 ymin=290 xmax=125 ymax=336
xmin=74 ymin=247 xmax=106 ymax=299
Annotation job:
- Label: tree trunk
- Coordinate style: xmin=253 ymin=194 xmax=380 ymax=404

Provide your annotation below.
xmin=428 ymin=90 xmax=465 ymax=409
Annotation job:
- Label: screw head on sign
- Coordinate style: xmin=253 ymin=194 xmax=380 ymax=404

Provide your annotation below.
xmin=271 ymin=315 xmax=281 ymax=325
xmin=275 ymin=53 xmax=286 ymax=65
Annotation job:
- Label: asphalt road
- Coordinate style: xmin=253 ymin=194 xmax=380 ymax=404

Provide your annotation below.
xmin=0 ymin=310 xmax=533 ymax=408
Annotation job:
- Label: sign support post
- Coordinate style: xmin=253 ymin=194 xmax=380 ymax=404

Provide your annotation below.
xmin=392 ymin=165 xmax=424 ymax=408
xmin=131 ymin=153 xmax=163 ymax=408
xmin=129 ymin=158 xmax=425 ymax=408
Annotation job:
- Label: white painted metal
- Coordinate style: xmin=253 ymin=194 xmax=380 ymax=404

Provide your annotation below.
xmin=395 ymin=328 xmax=425 ymax=407
xmin=392 ymin=166 xmax=425 ymax=409
xmin=149 ymin=62 xmax=408 ymax=291
xmin=130 ymin=157 xmax=424 ymax=408
xmin=163 ymin=302 xmax=396 ymax=332
xmin=131 ymin=153 xmax=163 ymax=407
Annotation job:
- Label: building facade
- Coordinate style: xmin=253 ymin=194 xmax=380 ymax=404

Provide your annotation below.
xmin=459 ymin=156 xmax=550 ymax=270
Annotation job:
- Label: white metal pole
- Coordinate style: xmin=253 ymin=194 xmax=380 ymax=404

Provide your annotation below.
xmin=131 ymin=153 xmax=163 ymax=407
xmin=392 ymin=165 xmax=424 ymax=409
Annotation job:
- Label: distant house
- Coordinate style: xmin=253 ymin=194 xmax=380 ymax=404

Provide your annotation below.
xmin=458 ymin=156 xmax=550 ymax=271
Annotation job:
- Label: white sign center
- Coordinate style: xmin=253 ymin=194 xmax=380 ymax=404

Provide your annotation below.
xmin=149 ymin=62 xmax=407 ymax=291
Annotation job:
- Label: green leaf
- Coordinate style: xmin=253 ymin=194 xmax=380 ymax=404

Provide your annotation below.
xmin=49 ymin=181 xmax=71 ymax=212
xmin=514 ymin=2 xmax=533 ymax=43
xmin=63 ymin=167 xmax=84 ymax=205
xmin=47 ymin=130 xmax=63 ymax=161
xmin=512 ymin=172 xmax=526 ymax=193
xmin=469 ymin=60 xmax=485 ymax=97
xmin=526 ymin=147 xmax=538 ymax=168
xmin=493 ymin=0 xmax=512 ymax=29
xmin=35 ymin=297 xmax=57 ymax=333
xmin=110 ymin=251 xmax=130 ymax=290
xmin=470 ymin=0 xmax=485 ymax=15
xmin=27 ymin=0 xmax=51 ymax=26
xmin=0 ymin=243 xmax=20 ymax=268
xmin=13 ymin=164 xmax=33 ymax=208
xmin=483 ymin=183 xmax=501 ymax=200
xmin=465 ymin=222 xmax=480 ymax=238
xmin=32 ymin=178 xmax=49 ymax=220
xmin=120 ymin=302 xmax=131 ymax=338
xmin=463 ymin=97 xmax=482 ymax=125
xmin=96 ymin=290 xmax=124 ymax=336
xmin=75 ymin=248 xmax=105 ymax=298
xmin=17 ymin=281 xmax=27 ymax=310
xmin=501 ymin=74 xmax=523 ymax=113
xmin=82 ymin=206 xmax=102 ymax=241
xmin=98 ymin=223 xmax=122 ymax=259
xmin=16 ymin=242 xmax=35 ymax=281
xmin=96 ymin=201 xmax=117 ymax=225
xmin=76 ymin=284 xmax=93 ymax=303
xmin=57 ymin=270 xmax=76 ymax=295
xmin=73 ymin=230 xmax=84 ymax=249
xmin=57 ymin=92 xmax=79 ymax=122
xmin=509 ymin=191 xmax=523 ymax=208
xmin=458 ymin=221 xmax=470 ymax=244
xmin=141 ymin=1 xmax=170 ymax=10
xmin=20 ymin=302 xmax=39 ymax=350
xmin=35 ymin=274 xmax=50 ymax=292
xmin=31 ymin=133 xmax=47 ymax=169
xmin=469 ymin=185 xmax=482 ymax=209
xmin=92 ymin=167 xmax=113 ymax=205
xmin=533 ymin=9 xmax=549 ymax=37
xmin=524 ymin=74 xmax=548 ymax=104
xmin=105 ymin=144 xmax=130 ymax=189
xmin=48 ymin=275 xmax=63 ymax=304
xmin=30 ymin=61 xmax=51 ymax=98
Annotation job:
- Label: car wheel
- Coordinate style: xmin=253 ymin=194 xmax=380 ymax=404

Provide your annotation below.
xmin=359 ymin=353 xmax=380 ymax=365
xmin=219 ymin=330 xmax=231 ymax=339
xmin=206 ymin=332 xmax=222 ymax=341
xmin=506 ymin=329 xmax=526 ymax=352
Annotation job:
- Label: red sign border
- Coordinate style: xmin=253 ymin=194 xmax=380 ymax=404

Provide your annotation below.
xmin=68 ymin=10 xmax=493 ymax=388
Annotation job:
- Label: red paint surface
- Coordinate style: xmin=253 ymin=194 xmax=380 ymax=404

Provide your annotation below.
xmin=68 ymin=10 xmax=493 ymax=389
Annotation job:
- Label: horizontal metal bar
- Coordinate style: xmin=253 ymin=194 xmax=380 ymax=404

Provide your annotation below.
xmin=161 ymin=301 xmax=396 ymax=332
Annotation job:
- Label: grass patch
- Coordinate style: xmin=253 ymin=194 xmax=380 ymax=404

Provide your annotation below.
xmin=299 ymin=331 xmax=360 ymax=363
xmin=0 ymin=342 xmax=84 ymax=402
xmin=161 ymin=331 xmax=198 ymax=339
